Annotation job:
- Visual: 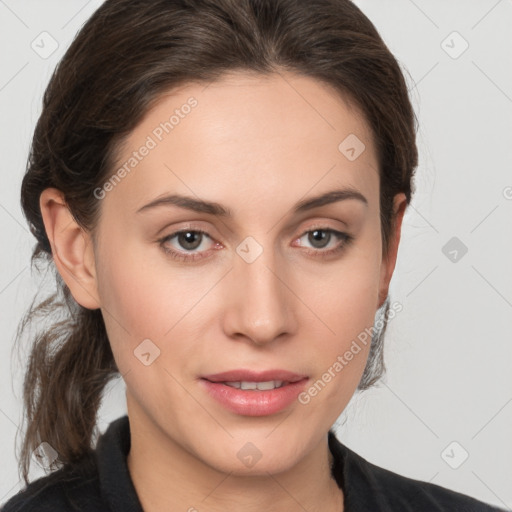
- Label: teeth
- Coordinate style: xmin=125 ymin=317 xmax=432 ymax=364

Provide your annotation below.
xmin=224 ymin=380 xmax=284 ymax=390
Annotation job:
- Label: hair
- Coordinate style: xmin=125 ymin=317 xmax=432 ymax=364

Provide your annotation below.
xmin=14 ymin=0 xmax=417 ymax=484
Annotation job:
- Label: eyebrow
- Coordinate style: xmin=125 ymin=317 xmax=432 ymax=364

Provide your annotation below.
xmin=136 ymin=187 xmax=368 ymax=216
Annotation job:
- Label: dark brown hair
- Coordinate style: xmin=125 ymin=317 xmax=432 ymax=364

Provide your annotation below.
xmin=15 ymin=0 xmax=417 ymax=484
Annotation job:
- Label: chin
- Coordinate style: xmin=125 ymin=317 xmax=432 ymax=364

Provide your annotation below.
xmin=193 ymin=430 xmax=310 ymax=477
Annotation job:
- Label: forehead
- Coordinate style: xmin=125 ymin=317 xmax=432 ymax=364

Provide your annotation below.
xmin=105 ymin=70 xmax=379 ymax=217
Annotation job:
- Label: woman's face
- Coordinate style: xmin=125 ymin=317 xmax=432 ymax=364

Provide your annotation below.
xmin=89 ymin=71 xmax=404 ymax=474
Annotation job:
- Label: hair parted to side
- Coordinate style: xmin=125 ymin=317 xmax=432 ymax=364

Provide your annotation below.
xmin=15 ymin=0 xmax=417 ymax=484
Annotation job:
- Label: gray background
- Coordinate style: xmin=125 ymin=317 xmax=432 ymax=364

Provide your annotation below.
xmin=0 ymin=0 xmax=511 ymax=508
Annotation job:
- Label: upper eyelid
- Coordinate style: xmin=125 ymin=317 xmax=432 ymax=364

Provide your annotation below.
xmin=153 ymin=208 xmax=355 ymax=240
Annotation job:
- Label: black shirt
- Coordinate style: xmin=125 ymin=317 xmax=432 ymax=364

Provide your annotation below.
xmin=1 ymin=415 xmax=504 ymax=511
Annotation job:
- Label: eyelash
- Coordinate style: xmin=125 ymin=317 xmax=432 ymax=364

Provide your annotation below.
xmin=158 ymin=226 xmax=354 ymax=263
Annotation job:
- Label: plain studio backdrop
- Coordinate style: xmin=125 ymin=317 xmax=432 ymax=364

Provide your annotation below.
xmin=0 ymin=0 xmax=511 ymax=509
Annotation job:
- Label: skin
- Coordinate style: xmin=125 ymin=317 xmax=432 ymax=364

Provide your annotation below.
xmin=40 ymin=70 xmax=406 ymax=512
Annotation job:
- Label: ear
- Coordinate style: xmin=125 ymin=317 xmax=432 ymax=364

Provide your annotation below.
xmin=40 ymin=188 xmax=100 ymax=310
xmin=377 ymin=192 xmax=407 ymax=309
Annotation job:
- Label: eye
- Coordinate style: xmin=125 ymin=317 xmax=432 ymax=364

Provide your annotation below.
xmin=294 ymin=228 xmax=354 ymax=258
xmin=159 ymin=229 xmax=218 ymax=262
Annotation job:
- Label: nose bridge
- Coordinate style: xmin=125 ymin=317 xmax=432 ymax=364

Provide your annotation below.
xmin=226 ymin=235 xmax=295 ymax=344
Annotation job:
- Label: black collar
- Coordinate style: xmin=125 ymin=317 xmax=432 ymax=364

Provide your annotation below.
xmin=96 ymin=415 xmax=144 ymax=511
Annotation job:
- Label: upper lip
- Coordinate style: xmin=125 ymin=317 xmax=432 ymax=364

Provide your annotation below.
xmin=202 ymin=369 xmax=308 ymax=383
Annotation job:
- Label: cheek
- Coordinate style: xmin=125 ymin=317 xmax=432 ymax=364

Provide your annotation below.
xmin=298 ymin=237 xmax=382 ymax=395
xmin=94 ymin=240 xmax=165 ymax=359
xmin=313 ymin=274 xmax=377 ymax=378
xmin=95 ymin=239 xmax=218 ymax=371
xmin=304 ymin=241 xmax=381 ymax=344
xmin=297 ymin=274 xmax=378 ymax=418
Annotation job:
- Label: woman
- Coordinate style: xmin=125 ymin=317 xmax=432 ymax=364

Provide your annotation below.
xmin=2 ymin=0 xmax=504 ymax=510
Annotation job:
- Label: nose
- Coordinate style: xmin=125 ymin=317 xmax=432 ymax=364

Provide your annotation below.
xmin=222 ymin=246 xmax=297 ymax=346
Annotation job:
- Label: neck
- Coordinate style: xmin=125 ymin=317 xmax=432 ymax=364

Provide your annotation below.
xmin=126 ymin=409 xmax=344 ymax=512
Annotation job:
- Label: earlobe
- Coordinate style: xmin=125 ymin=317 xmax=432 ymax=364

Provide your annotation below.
xmin=39 ymin=188 xmax=100 ymax=310
xmin=377 ymin=193 xmax=407 ymax=309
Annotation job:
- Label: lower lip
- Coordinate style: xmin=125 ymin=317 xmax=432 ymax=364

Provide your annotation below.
xmin=200 ymin=378 xmax=309 ymax=416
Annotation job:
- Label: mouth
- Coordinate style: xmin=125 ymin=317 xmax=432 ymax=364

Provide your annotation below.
xmin=200 ymin=369 xmax=309 ymax=416
xmin=220 ymin=380 xmax=289 ymax=390
xmin=202 ymin=368 xmax=307 ymax=384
